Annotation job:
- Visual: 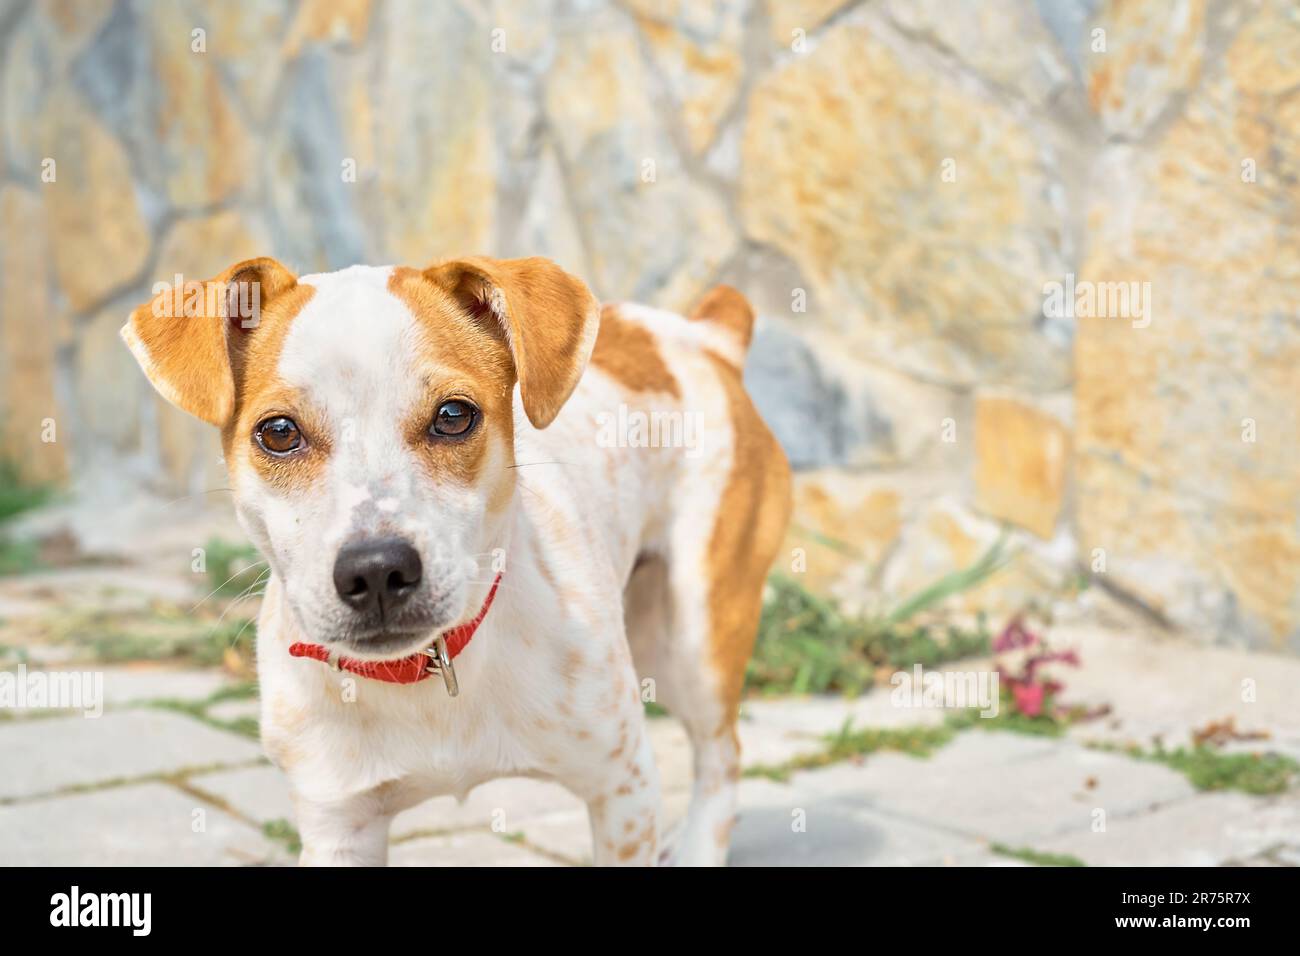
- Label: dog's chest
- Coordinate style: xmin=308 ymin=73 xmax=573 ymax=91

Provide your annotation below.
xmin=262 ymin=584 xmax=630 ymax=804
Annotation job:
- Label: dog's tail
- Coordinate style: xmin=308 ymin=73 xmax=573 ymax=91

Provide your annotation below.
xmin=688 ymin=285 xmax=755 ymax=368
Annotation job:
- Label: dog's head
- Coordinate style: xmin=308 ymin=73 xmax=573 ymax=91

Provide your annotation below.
xmin=123 ymin=257 xmax=599 ymax=657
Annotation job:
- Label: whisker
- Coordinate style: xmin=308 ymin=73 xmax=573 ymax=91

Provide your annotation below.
xmin=189 ymin=560 xmax=269 ymax=613
xmin=227 ymin=614 xmax=258 ymax=652
xmin=206 ymin=568 xmax=272 ymax=636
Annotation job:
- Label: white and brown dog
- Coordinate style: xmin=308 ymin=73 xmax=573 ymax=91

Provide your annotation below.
xmin=122 ymin=256 xmax=791 ymax=866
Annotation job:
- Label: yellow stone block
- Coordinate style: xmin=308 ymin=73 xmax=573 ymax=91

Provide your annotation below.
xmin=974 ymin=395 xmax=1068 ymax=539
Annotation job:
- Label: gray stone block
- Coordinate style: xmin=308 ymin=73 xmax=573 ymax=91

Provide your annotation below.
xmin=0 ymin=710 xmax=262 ymax=799
xmin=0 ymin=782 xmax=283 ymax=866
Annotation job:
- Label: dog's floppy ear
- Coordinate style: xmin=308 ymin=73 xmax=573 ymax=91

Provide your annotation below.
xmin=121 ymin=257 xmax=298 ymax=426
xmin=424 ymin=256 xmax=600 ymax=429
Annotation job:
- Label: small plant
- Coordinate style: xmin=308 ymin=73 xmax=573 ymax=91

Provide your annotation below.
xmin=989 ymin=615 xmax=1106 ymax=732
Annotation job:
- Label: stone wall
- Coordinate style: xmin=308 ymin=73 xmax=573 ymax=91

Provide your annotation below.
xmin=0 ymin=0 xmax=1296 ymax=650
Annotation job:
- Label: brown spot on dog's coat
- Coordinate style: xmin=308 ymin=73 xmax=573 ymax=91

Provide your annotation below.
xmin=590 ymin=305 xmax=681 ymax=397
xmin=703 ymin=349 xmax=792 ymax=718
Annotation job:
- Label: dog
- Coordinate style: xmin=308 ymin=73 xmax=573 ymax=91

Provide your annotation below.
xmin=122 ymin=256 xmax=791 ymax=866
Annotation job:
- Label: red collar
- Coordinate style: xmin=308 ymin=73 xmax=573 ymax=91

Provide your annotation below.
xmin=288 ymin=573 xmax=502 ymax=692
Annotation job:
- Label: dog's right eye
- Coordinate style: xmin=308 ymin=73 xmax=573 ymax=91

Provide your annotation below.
xmin=255 ymin=416 xmax=303 ymax=455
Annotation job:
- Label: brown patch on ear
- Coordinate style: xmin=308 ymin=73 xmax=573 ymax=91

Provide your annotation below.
xmin=703 ymin=350 xmax=792 ymax=718
xmin=423 ymin=256 xmax=600 ymax=428
xmin=689 ymin=285 xmax=755 ymax=350
xmin=387 ymin=267 xmax=518 ymax=501
xmin=223 ymin=259 xmax=298 ymax=385
xmin=590 ymin=305 xmax=681 ymax=397
xmin=121 ymin=257 xmax=298 ymax=426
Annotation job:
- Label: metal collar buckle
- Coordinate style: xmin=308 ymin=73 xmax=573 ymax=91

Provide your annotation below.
xmin=423 ymin=634 xmax=459 ymax=697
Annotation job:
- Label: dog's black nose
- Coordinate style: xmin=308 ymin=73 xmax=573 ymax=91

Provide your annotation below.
xmin=332 ymin=537 xmax=422 ymax=615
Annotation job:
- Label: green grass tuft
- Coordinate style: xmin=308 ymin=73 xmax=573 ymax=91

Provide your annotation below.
xmin=743 ymin=718 xmax=957 ymax=782
xmin=991 ymin=843 xmax=1086 ymax=867
xmin=1103 ymin=742 xmax=1300 ymax=795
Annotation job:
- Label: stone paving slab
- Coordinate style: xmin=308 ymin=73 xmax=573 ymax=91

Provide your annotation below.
xmin=729 ymin=777 xmax=984 ymax=866
xmin=187 ymin=765 xmax=294 ymax=823
xmin=1031 ymin=791 xmax=1300 ymax=867
xmin=796 ymin=731 xmax=1197 ymax=844
xmin=740 ymin=693 xmax=949 ymax=735
xmin=389 ymin=830 xmax=558 ymax=866
xmin=0 ymin=710 xmax=262 ymax=800
xmin=0 ymin=664 xmax=233 ymax=717
xmin=98 ymin=667 xmax=236 ymax=706
xmin=0 ymin=782 xmax=284 ymax=866
xmin=205 ymin=697 xmax=260 ymax=722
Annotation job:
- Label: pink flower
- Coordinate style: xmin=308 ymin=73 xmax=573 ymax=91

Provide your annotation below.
xmin=1012 ymin=683 xmax=1046 ymax=717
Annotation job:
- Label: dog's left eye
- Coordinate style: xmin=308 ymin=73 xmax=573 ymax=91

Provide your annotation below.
xmin=430 ymin=400 xmax=478 ymax=438
xmin=255 ymin=416 xmax=303 ymax=455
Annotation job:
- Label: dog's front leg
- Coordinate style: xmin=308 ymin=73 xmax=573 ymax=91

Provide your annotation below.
xmin=583 ymin=722 xmax=661 ymax=866
xmin=293 ymin=790 xmax=393 ymax=867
